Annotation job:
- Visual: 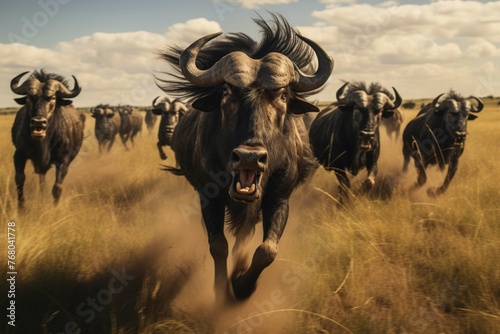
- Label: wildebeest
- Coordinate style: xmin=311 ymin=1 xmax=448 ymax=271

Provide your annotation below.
xmin=158 ymin=14 xmax=333 ymax=300
xmin=402 ymin=91 xmax=483 ymax=196
xmin=117 ymin=105 xmax=143 ymax=149
xmin=91 ymin=104 xmax=121 ymax=153
xmin=144 ymin=109 xmax=158 ymax=135
xmin=151 ymin=96 xmax=187 ymax=160
xmin=309 ymin=81 xmax=402 ymax=201
xmin=381 ymin=107 xmax=404 ymax=141
xmin=10 ymin=70 xmax=84 ymax=210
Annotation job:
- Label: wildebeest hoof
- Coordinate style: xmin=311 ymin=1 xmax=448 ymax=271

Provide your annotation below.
xmin=160 ymin=153 xmax=167 ymax=160
xmin=231 ymin=270 xmax=256 ymax=300
xmin=361 ymin=178 xmax=375 ymax=192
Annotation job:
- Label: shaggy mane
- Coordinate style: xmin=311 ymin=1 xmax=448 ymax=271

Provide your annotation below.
xmin=31 ymin=69 xmax=70 ymax=88
xmin=343 ymin=80 xmax=394 ymax=99
xmin=156 ymin=13 xmax=323 ymax=101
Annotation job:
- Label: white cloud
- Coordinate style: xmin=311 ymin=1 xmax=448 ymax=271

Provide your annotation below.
xmin=0 ymin=18 xmax=222 ymax=107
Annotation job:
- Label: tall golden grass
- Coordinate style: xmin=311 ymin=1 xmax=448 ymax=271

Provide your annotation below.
xmin=0 ymin=100 xmax=499 ymax=333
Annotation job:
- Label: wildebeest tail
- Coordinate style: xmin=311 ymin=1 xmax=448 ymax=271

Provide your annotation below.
xmin=161 ymin=165 xmax=185 ymax=176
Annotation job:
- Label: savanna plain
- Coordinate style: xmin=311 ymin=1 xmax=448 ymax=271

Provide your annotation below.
xmin=1 ymin=100 xmax=499 ymax=333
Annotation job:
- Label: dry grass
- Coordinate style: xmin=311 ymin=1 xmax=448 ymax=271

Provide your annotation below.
xmin=0 ymin=100 xmax=499 ymax=333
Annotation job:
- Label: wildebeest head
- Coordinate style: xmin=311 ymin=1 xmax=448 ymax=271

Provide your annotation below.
xmin=336 ymin=81 xmax=402 ymax=151
xmin=160 ymin=15 xmax=333 ymax=203
xmin=151 ymin=96 xmax=186 ymax=139
xmin=431 ymin=91 xmax=483 ymax=148
xmin=11 ymin=70 xmax=81 ymax=140
xmin=91 ymin=104 xmax=117 ymax=132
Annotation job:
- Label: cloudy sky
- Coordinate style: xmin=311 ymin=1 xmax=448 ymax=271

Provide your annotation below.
xmin=0 ymin=0 xmax=499 ymax=107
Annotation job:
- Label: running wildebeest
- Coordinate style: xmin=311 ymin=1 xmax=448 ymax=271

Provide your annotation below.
xmin=117 ymin=105 xmax=142 ymax=150
xmin=91 ymin=104 xmax=121 ymax=153
xmin=158 ymin=14 xmax=333 ymax=300
xmin=402 ymin=91 xmax=483 ymax=196
xmin=10 ymin=70 xmax=84 ymax=210
xmin=381 ymin=107 xmax=404 ymax=141
xmin=309 ymin=81 xmax=402 ymax=202
xmin=151 ymin=96 xmax=187 ymax=160
xmin=144 ymin=109 xmax=158 ymax=135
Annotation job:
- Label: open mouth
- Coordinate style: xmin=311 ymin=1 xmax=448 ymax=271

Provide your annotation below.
xmin=31 ymin=126 xmax=46 ymax=139
xmin=230 ymin=169 xmax=262 ymax=202
xmin=453 ymin=140 xmax=464 ymax=148
xmin=359 ymin=140 xmax=372 ymax=151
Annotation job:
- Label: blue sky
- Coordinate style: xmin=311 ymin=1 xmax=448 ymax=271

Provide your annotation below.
xmin=1 ymin=0 xmax=499 ymax=107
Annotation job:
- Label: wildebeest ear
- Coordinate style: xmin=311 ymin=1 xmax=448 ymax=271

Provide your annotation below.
xmin=151 ymin=108 xmax=162 ymax=115
xmin=468 ymin=113 xmax=478 ymax=121
xmin=14 ymin=97 xmax=26 ymax=105
xmin=58 ymin=99 xmax=73 ymax=106
xmin=192 ymin=93 xmax=222 ymax=112
xmin=288 ymin=96 xmax=320 ymax=114
xmin=382 ymin=110 xmax=394 ymax=118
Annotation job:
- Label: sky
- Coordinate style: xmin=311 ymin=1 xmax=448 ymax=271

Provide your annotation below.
xmin=0 ymin=0 xmax=499 ymax=107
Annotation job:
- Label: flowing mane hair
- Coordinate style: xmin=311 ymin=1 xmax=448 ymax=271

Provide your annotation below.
xmin=444 ymin=89 xmax=465 ymax=102
xmin=156 ymin=13 xmax=323 ymax=102
xmin=31 ymin=69 xmax=70 ymax=88
xmin=342 ymin=80 xmax=395 ymax=99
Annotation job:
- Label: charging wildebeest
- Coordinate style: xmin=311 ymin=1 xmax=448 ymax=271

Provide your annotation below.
xmin=309 ymin=81 xmax=402 ymax=202
xmin=381 ymin=107 xmax=404 ymax=141
xmin=117 ymin=105 xmax=142 ymax=150
xmin=10 ymin=70 xmax=84 ymax=210
xmin=144 ymin=109 xmax=158 ymax=135
xmin=158 ymin=14 xmax=333 ymax=300
xmin=402 ymin=91 xmax=483 ymax=196
xmin=91 ymin=104 xmax=121 ymax=153
xmin=151 ymin=96 xmax=187 ymax=160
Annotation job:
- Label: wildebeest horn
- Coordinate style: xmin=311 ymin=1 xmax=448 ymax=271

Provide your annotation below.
xmin=469 ymin=96 xmax=483 ymax=113
xmin=90 ymin=106 xmax=95 ymax=114
xmin=152 ymin=96 xmax=161 ymax=108
xmin=179 ymin=32 xmax=225 ymax=87
xmin=57 ymin=75 xmax=81 ymax=98
xmin=432 ymin=93 xmax=445 ymax=109
xmin=336 ymin=82 xmax=351 ymax=105
xmin=384 ymin=87 xmax=402 ymax=111
xmin=10 ymin=71 xmax=31 ymax=95
xmin=291 ymin=35 xmax=334 ymax=92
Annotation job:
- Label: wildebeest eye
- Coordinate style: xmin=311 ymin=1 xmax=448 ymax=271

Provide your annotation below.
xmin=280 ymin=92 xmax=288 ymax=102
xmin=222 ymin=84 xmax=233 ymax=97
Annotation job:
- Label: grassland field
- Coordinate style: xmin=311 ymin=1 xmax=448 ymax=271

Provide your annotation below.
xmin=0 ymin=99 xmax=499 ymax=333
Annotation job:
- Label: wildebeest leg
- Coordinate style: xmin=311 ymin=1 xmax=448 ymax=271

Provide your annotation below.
xmin=412 ymin=154 xmax=427 ymax=190
xmin=334 ymin=169 xmax=350 ymax=204
xmin=52 ymin=161 xmax=69 ymax=206
xmin=107 ymin=137 xmax=116 ymax=153
xmin=157 ymin=142 xmax=167 ymax=160
xmin=231 ymin=199 xmax=288 ymax=300
xmin=201 ymin=199 xmax=229 ymax=298
xmin=120 ymin=133 xmax=129 ymax=150
xmin=39 ymin=174 xmax=46 ymax=192
xmin=428 ymin=158 xmax=458 ymax=197
xmin=402 ymin=147 xmax=410 ymax=173
xmin=14 ymin=151 xmax=27 ymax=210
xmin=363 ymin=153 xmax=377 ymax=192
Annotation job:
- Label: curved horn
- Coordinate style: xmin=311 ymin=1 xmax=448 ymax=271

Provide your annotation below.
xmin=10 ymin=71 xmax=31 ymax=95
xmin=152 ymin=96 xmax=161 ymax=108
xmin=57 ymin=75 xmax=81 ymax=98
xmin=432 ymin=93 xmax=445 ymax=109
xmin=90 ymin=106 xmax=95 ymax=114
xmin=336 ymin=82 xmax=351 ymax=105
xmin=384 ymin=87 xmax=402 ymax=110
xmin=291 ymin=35 xmax=334 ymax=92
xmin=179 ymin=32 xmax=225 ymax=87
xmin=469 ymin=96 xmax=483 ymax=113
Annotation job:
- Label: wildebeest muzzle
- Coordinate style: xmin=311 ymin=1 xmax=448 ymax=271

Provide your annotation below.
xmin=453 ymin=131 xmax=466 ymax=148
xmin=30 ymin=117 xmax=48 ymax=139
xmin=359 ymin=130 xmax=375 ymax=151
xmin=229 ymin=145 xmax=267 ymax=202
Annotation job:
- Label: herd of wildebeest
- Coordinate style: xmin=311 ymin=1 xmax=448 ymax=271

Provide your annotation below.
xmin=8 ymin=15 xmax=485 ymax=300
